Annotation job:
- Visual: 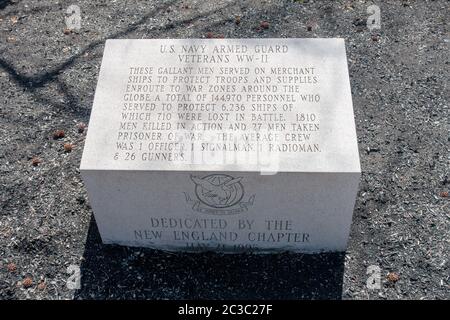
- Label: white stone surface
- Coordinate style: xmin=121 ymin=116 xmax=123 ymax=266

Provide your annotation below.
xmin=80 ymin=38 xmax=360 ymax=253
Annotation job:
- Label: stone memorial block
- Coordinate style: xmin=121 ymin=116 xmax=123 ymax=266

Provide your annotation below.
xmin=80 ymin=38 xmax=360 ymax=253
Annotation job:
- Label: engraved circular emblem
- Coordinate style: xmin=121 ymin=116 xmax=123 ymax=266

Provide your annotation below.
xmin=192 ymin=174 xmax=244 ymax=209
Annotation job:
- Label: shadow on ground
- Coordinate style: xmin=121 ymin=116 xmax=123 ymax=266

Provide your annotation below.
xmin=74 ymin=216 xmax=345 ymax=299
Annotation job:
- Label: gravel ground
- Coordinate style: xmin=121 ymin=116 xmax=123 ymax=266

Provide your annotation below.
xmin=0 ymin=0 xmax=448 ymax=300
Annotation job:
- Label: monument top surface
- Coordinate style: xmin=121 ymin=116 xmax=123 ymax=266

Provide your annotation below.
xmin=80 ymin=38 xmax=360 ymax=173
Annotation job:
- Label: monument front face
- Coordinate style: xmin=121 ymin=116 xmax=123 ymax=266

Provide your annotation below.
xmin=80 ymin=38 xmax=360 ymax=253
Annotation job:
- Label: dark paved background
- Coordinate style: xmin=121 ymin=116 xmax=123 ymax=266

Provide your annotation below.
xmin=0 ymin=0 xmax=448 ymax=299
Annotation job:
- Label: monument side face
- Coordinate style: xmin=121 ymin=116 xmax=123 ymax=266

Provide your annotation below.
xmin=80 ymin=38 xmax=360 ymax=253
xmin=82 ymin=171 xmax=359 ymax=252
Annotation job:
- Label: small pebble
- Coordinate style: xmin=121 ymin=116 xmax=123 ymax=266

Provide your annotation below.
xmin=260 ymin=21 xmax=270 ymax=29
xmin=77 ymin=122 xmax=87 ymax=133
xmin=64 ymin=143 xmax=73 ymax=153
xmin=22 ymin=277 xmax=33 ymax=288
xmin=31 ymin=157 xmax=41 ymax=166
xmin=387 ymin=272 xmax=400 ymax=283
xmin=37 ymin=281 xmax=46 ymax=290
xmin=7 ymin=263 xmax=16 ymax=272
xmin=53 ymin=130 xmax=65 ymax=139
